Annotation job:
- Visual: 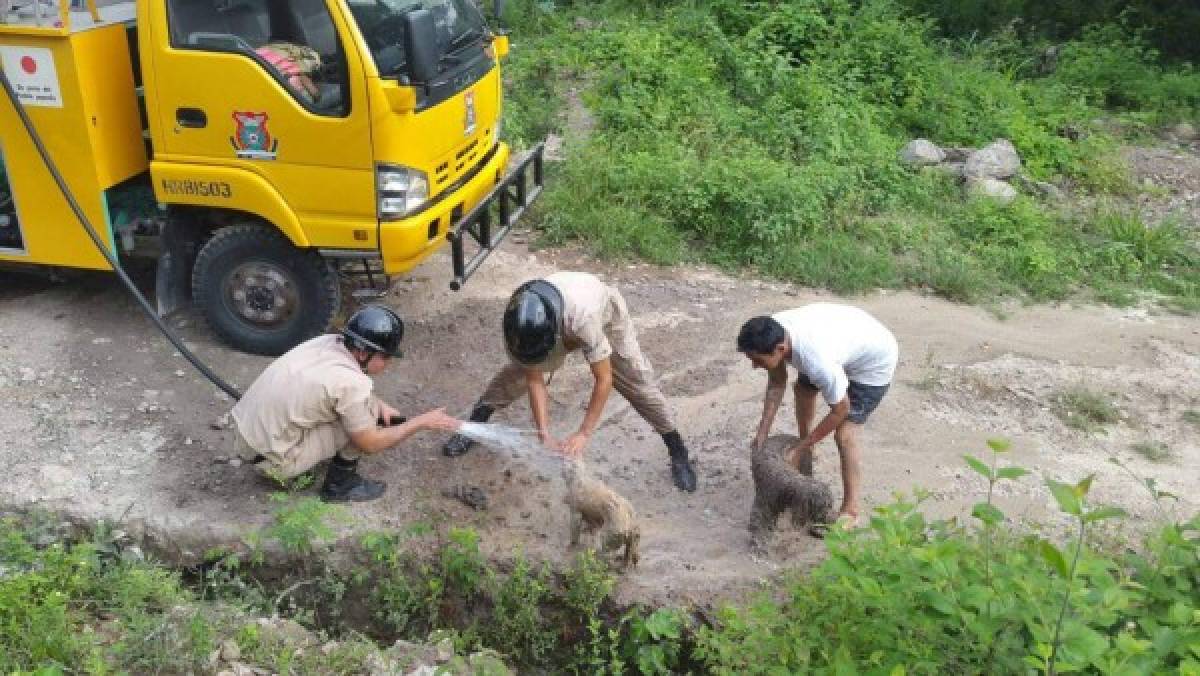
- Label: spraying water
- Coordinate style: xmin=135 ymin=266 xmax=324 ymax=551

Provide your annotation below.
xmin=456 ymin=422 xmax=568 ymax=475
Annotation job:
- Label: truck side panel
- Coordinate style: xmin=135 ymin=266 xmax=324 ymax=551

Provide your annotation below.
xmin=0 ymin=23 xmax=146 ymax=269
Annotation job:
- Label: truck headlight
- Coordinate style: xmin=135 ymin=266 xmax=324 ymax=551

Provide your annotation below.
xmin=376 ymin=164 xmax=429 ymax=220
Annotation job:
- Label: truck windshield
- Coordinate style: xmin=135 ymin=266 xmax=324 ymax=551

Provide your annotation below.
xmin=347 ymin=0 xmax=488 ymax=78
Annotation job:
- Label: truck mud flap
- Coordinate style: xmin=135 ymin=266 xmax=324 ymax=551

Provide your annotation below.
xmin=447 ymin=142 xmax=544 ymax=290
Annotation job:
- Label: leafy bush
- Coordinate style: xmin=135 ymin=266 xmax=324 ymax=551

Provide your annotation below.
xmin=504 ymin=0 xmax=1200 ymax=311
xmin=693 ymin=442 xmax=1200 ymax=674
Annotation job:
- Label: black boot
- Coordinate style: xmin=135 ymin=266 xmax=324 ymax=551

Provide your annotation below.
xmin=662 ymin=431 xmax=697 ymax=493
xmin=320 ymin=454 xmax=386 ymax=503
xmin=442 ymin=403 xmax=494 ymax=457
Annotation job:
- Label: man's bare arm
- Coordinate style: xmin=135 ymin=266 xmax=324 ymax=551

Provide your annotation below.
xmin=562 ymin=359 xmax=613 ymax=457
xmin=753 ymin=362 xmax=789 ymax=449
xmin=525 ymin=369 xmax=556 ymax=447
xmin=348 ymin=408 xmax=459 ymax=454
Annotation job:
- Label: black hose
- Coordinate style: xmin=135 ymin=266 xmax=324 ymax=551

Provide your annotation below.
xmin=0 ymin=68 xmax=242 ymax=400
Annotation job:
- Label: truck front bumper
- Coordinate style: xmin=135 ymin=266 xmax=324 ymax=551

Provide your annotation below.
xmin=378 ymin=140 xmax=516 ymax=276
xmin=447 ymin=142 xmax=544 ymax=289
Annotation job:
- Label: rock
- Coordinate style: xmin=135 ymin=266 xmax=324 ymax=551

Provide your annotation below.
xmin=898 ymin=139 xmax=945 ymax=166
xmin=573 ymin=17 xmax=597 ymax=31
xmin=966 ymin=178 xmax=1018 ymax=203
xmin=1171 ymin=122 xmax=1197 ymax=140
xmin=1033 ymin=180 xmax=1065 ymax=201
xmin=220 ymin=639 xmax=241 ymax=661
xmin=435 ymin=637 xmax=455 ymax=662
xmin=965 ymin=139 xmax=1021 ymax=179
xmin=942 ymin=146 xmax=973 ymax=163
xmin=1013 ymin=174 xmax=1066 ymax=201
xmin=931 ymin=162 xmax=965 ymax=179
xmin=443 ymin=484 xmax=487 ymax=510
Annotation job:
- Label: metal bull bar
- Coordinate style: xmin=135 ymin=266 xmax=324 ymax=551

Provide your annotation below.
xmin=447 ymin=142 xmax=545 ymax=290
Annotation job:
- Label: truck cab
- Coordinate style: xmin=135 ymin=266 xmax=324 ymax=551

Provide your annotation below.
xmin=0 ymin=0 xmax=540 ymax=354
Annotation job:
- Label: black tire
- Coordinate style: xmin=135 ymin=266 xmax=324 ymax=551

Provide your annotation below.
xmin=192 ymin=224 xmax=340 ymax=356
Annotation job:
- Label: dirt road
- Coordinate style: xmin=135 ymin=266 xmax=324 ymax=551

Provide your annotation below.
xmin=1 ymin=234 xmax=1196 ymax=606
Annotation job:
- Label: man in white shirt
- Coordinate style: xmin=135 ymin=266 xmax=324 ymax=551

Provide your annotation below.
xmin=737 ymin=304 xmax=898 ymax=532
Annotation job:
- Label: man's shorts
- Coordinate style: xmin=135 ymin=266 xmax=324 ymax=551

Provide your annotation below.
xmin=797 ymin=376 xmax=890 ymax=424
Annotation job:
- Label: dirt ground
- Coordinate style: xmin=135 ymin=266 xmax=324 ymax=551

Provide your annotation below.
xmin=1 ymin=144 xmax=1198 ymax=608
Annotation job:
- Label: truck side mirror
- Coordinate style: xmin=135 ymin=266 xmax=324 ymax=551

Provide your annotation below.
xmin=403 ymin=9 xmax=440 ymax=84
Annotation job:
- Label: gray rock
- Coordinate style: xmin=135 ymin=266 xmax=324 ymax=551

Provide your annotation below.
xmin=966 ymin=178 xmax=1018 ymax=203
xmin=1013 ymin=174 xmax=1066 ymax=201
xmin=931 ymin=162 xmax=965 ymax=179
xmin=942 ymin=146 xmax=973 ymax=163
xmin=219 ymin=639 xmax=241 ymax=662
xmin=1172 ymin=122 xmax=1197 ymax=140
xmin=965 ymin=139 xmax=1021 ymax=179
xmin=899 ymin=139 xmax=945 ymax=166
xmin=1033 ymin=180 xmax=1065 ymax=201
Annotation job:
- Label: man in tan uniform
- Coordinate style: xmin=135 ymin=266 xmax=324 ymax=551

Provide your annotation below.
xmin=232 ymin=305 xmax=461 ymax=502
xmin=442 ymin=272 xmax=698 ymax=492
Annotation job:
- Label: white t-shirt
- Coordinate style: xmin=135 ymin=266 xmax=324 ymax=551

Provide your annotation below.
xmin=773 ymin=304 xmax=898 ymax=406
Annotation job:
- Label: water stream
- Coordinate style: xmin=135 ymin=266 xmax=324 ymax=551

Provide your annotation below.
xmin=455 ymin=422 xmax=568 ymax=476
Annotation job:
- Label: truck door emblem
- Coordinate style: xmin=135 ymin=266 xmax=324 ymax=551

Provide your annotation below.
xmin=230 ymin=111 xmax=279 ymax=160
xmin=463 ymin=91 xmax=476 ymax=136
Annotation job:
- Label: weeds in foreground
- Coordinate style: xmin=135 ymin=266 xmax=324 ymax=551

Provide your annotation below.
xmin=1053 ymin=386 xmax=1122 ymax=432
xmin=694 ymin=441 xmax=1195 ymax=674
xmin=2 ymin=444 xmax=1196 ymax=673
xmin=1131 ymin=440 xmax=1173 ymax=462
xmin=1182 ymin=410 xmax=1200 ymax=427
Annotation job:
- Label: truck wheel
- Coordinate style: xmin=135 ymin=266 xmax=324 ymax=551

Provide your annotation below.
xmin=192 ymin=224 xmax=340 ymax=356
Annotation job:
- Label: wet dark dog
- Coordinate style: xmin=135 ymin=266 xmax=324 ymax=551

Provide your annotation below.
xmin=562 ymin=459 xmax=640 ymax=569
xmin=750 ymin=434 xmax=833 ymax=545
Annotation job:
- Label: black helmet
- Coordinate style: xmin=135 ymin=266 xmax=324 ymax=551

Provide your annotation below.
xmin=503 ymin=280 xmax=563 ymax=366
xmin=342 ymin=305 xmax=404 ymax=357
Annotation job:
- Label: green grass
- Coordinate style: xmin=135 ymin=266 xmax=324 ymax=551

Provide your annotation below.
xmin=1182 ymin=410 xmax=1200 ymax=427
xmin=1053 ymin=386 xmax=1121 ymax=432
xmin=1130 ymin=441 xmax=1172 ymax=462
xmin=502 ymin=0 xmax=1200 ymax=310
xmin=4 ymin=451 xmax=1199 ymax=674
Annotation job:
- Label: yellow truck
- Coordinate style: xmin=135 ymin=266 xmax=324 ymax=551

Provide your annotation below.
xmin=0 ymin=0 xmax=542 ymax=354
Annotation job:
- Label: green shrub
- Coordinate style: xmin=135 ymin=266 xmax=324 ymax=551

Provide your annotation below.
xmin=1131 ymin=441 xmax=1172 ymax=462
xmin=503 ymin=0 xmax=1200 ymax=309
xmin=485 ymin=555 xmax=555 ymax=665
xmin=693 ymin=444 xmax=1200 ymax=674
xmin=1054 ymin=386 xmax=1122 ymax=432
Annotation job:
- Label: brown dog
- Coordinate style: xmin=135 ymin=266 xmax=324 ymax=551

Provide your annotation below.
xmin=750 ymin=434 xmax=833 ymax=545
xmin=562 ymin=459 xmax=640 ymax=569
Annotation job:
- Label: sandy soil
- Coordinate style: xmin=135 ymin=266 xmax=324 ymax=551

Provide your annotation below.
xmin=1 ymin=145 xmax=1197 ymax=608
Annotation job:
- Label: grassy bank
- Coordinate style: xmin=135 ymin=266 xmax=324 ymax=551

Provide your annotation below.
xmin=501 ymin=0 xmax=1199 ymax=310
xmin=3 ymin=446 xmax=1197 ymax=673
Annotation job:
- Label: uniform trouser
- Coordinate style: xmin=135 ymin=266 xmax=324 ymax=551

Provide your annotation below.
xmin=236 ymin=399 xmax=381 ymax=480
xmin=478 ymin=336 xmax=676 ymax=436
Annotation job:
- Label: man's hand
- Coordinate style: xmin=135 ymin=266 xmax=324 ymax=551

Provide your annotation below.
xmin=537 ymin=431 xmax=563 ymax=453
xmin=378 ymin=401 xmax=403 ymax=425
xmin=560 ymin=431 xmax=590 ymax=458
xmin=411 ymin=408 xmax=461 ymax=433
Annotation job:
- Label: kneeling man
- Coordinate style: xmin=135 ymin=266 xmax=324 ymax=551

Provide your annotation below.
xmin=232 ymin=305 xmax=460 ymax=502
